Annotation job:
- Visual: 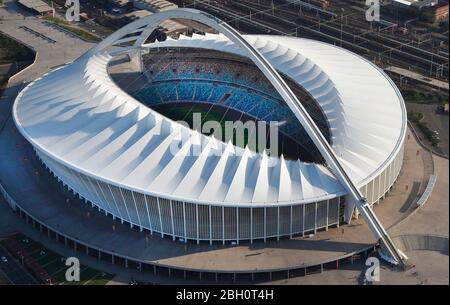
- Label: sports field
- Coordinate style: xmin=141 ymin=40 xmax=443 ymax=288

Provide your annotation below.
xmin=1 ymin=234 xmax=114 ymax=285
xmin=154 ymin=102 xmax=315 ymax=161
xmin=155 ymin=103 xmax=270 ymax=153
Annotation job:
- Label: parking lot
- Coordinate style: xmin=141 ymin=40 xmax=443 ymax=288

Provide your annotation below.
xmin=407 ymin=103 xmax=449 ymax=156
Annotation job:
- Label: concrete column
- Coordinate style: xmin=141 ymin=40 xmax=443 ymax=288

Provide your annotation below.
xmin=196 ymin=204 xmax=199 ymax=245
xmin=250 ymin=207 xmax=253 ymax=243
xmin=263 ymin=208 xmax=267 ymax=242
xmin=277 ymin=207 xmax=280 ymax=241
xmin=289 ymin=205 xmax=293 ymax=238
xmin=236 ymin=207 xmax=239 ymax=245
xmin=314 ymin=202 xmax=318 ymax=234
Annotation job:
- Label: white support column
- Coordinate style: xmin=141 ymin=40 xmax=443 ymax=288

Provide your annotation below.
xmin=131 ymin=191 xmax=142 ymax=230
xmin=107 ymin=184 xmax=123 ymax=220
xmin=183 ymin=202 xmax=187 ymax=243
xmin=209 ymin=205 xmax=212 ymax=245
xmin=143 ymin=195 xmax=153 ymax=234
xmin=156 ymin=197 xmax=163 ymax=237
xmin=302 ymin=204 xmax=305 ymax=236
xmin=338 ymin=197 xmax=342 ymax=227
xmin=95 ymin=179 xmax=114 ymax=217
xmin=263 ymin=207 xmax=267 ymax=242
xmin=371 ymin=180 xmax=375 ymax=205
xmin=118 ymin=187 xmax=132 ymax=224
xmin=389 ymin=163 xmax=393 ymax=191
xmin=170 ymin=200 xmax=175 ymax=240
xmin=222 ymin=206 xmax=225 ymax=245
xmin=87 ymin=176 xmax=105 ymax=212
xmin=377 ymin=175 xmax=381 ymax=204
xmin=277 ymin=206 xmax=280 ymax=241
xmin=196 ymin=204 xmax=199 ymax=244
xmin=314 ymin=202 xmax=317 ymax=234
xmin=326 ymin=199 xmax=329 ymax=231
xmin=250 ymin=207 xmax=253 ymax=244
xmin=236 ymin=207 xmax=239 ymax=244
xmin=290 ymin=205 xmax=293 ymax=238
xmin=387 ymin=164 xmax=391 ymax=192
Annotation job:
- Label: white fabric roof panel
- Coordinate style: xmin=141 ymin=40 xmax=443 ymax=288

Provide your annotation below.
xmin=13 ymin=35 xmax=406 ymax=207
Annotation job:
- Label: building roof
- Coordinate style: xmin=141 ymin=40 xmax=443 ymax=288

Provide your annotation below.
xmin=126 ymin=10 xmax=187 ymax=33
xmin=18 ymin=0 xmax=53 ymax=13
xmin=133 ymin=0 xmax=178 ymax=13
xmin=13 ymin=34 xmax=406 ymax=206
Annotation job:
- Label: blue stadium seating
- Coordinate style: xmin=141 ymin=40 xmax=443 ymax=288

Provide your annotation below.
xmin=132 ymin=70 xmax=306 ymax=141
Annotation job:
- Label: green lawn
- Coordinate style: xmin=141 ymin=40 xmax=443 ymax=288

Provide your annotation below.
xmin=43 ymin=16 xmax=101 ymax=43
xmin=408 ymin=110 xmax=440 ymax=146
xmin=158 ymin=104 xmax=264 ymax=151
xmin=0 ymin=33 xmax=34 ymax=96
xmin=402 ymin=88 xmax=449 ymax=105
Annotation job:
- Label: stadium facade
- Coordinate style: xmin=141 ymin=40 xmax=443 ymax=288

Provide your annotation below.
xmin=12 ymin=9 xmax=407 ymax=243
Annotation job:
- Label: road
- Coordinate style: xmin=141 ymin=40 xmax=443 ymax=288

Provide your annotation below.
xmin=0 ymin=245 xmax=37 ymax=284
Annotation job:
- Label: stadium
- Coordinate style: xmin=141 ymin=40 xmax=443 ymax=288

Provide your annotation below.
xmin=12 ymin=8 xmax=407 ymax=245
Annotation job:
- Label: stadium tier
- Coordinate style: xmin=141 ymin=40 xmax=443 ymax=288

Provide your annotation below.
xmin=11 ymin=9 xmax=407 ymax=243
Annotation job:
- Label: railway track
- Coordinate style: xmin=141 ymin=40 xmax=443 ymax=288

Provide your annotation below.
xmin=239 ymin=0 xmax=448 ymax=78
xmin=179 ymin=0 xmax=448 ymax=80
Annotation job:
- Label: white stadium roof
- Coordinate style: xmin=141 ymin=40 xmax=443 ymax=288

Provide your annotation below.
xmin=13 ymin=29 xmax=405 ymax=207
